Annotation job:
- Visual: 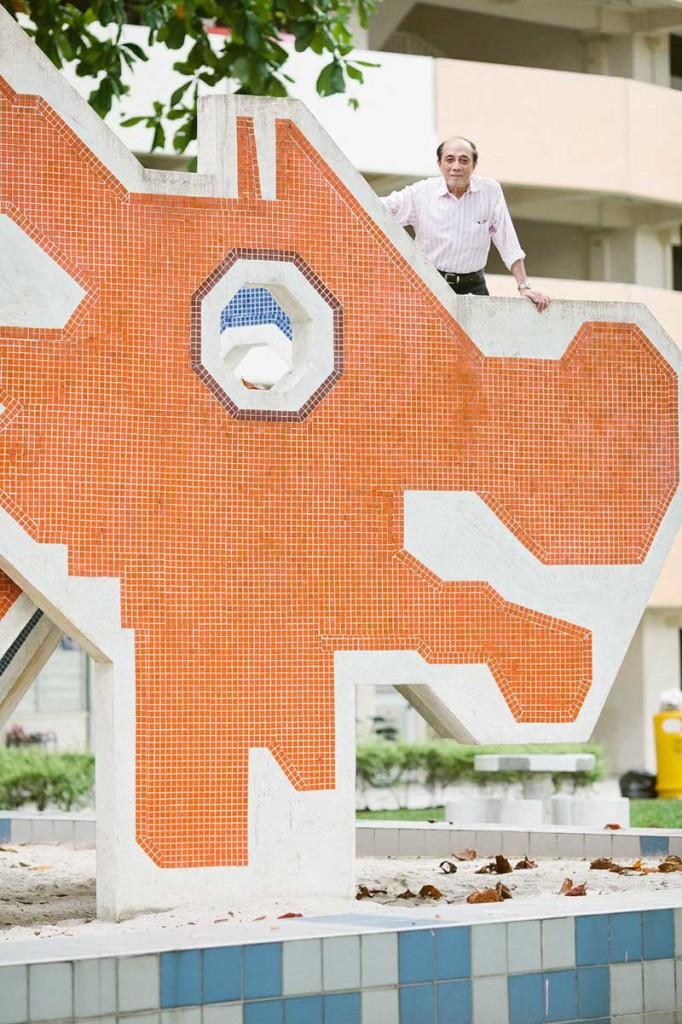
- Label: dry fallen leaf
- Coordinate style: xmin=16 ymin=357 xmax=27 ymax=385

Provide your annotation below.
xmin=495 ymin=881 xmax=513 ymax=900
xmin=467 ymin=887 xmax=502 ymax=904
xmin=28 ymin=865 xmax=52 ymax=871
xmin=0 ymin=846 xmax=17 ymax=853
xmin=495 ymin=854 xmax=513 ymax=874
xmin=659 ymin=855 xmax=682 ymax=873
xmin=604 ymin=823 xmax=622 ymax=830
xmin=419 ymin=884 xmax=444 ymax=899
xmin=475 ymin=863 xmax=495 ymax=874
xmin=590 ymin=858 xmax=614 ymax=870
xmin=252 ymin=915 xmax=266 ymax=921
xmin=558 ymin=877 xmax=573 ymax=895
xmin=278 ymin=912 xmax=303 ymax=919
xmin=439 ymin=860 xmax=458 ymax=874
xmin=514 ymin=857 xmax=537 ymax=870
xmin=356 ymin=886 xmax=387 ymax=900
xmin=564 ymin=883 xmax=587 ymax=896
xmin=397 ymin=889 xmax=418 ymax=900
xmin=454 ymin=848 xmax=477 ymax=861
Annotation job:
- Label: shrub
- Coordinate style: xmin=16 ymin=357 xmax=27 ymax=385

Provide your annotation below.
xmin=0 ymin=749 xmax=94 ymax=811
xmin=356 ymin=740 xmax=604 ymax=798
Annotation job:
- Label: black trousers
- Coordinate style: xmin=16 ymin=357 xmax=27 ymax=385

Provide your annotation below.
xmin=439 ymin=270 xmax=489 ymax=296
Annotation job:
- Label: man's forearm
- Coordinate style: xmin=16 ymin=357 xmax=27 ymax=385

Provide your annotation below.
xmin=510 ymin=258 xmax=528 ymax=288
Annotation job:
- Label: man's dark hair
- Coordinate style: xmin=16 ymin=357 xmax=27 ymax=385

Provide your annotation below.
xmin=437 ymin=136 xmax=478 ymax=165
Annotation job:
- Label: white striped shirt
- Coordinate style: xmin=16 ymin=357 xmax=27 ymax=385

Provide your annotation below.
xmin=381 ymin=174 xmax=525 ymax=274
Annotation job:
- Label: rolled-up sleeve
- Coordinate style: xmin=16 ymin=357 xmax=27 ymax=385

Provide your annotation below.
xmin=490 ymin=185 xmax=525 ymax=269
xmin=380 ymin=183 xmax=418 ymax=227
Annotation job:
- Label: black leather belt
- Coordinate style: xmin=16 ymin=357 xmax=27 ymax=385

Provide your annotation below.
xmin=439 ymin=269 xmax=485 ymax=285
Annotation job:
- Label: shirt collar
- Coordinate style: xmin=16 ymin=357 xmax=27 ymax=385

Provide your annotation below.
xmin=437 ymin=174 xmax=481 ymax=197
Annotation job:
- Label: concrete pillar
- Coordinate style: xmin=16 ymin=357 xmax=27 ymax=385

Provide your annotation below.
xmin=586 ymin=32 xmax=671 ymax=85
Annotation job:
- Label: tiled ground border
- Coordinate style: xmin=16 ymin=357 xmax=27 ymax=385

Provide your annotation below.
xmin=356 ymin=820 xmax=682 ymax=861
xmin=5 ymin=908 xmax=682 ymax=1022
xmin=4 ymin=815 xmax=682 ymax=861
xmin=3 ymin=817 xmax=682 ymax=1020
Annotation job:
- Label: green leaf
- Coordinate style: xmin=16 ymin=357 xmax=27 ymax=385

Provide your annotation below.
xmin=169 ymin=80 xmax=192 ymax=107
xmin=316 ymin=59 xmax=345 ymax=97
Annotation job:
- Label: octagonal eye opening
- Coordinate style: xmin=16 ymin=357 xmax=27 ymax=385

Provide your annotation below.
xmin=192 ymin=250 xmax=342 ymax=421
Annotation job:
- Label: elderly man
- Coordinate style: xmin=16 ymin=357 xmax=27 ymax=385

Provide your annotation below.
xmin=381 ymin=136 xmax=550 ymax=311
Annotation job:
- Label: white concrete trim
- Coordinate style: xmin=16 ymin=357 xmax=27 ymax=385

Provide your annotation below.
xmin=0 ymin=215 xmax=86 ymax=329
xmin=200 ymin=257 xmax=335 ymax=413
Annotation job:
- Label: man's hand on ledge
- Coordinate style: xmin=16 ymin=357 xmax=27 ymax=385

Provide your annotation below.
xmin=522 ymin=288 xmax=551 ymax=313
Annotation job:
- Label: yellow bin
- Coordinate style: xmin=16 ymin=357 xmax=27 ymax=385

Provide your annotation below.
xmin=654 ymin=709 xmax=682 ymax=798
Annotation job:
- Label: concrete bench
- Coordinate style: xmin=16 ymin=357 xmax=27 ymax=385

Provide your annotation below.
xmin=443 ymin=753 xmax=629 ymax=828
xmin=474 ymin=753 xmax=596 ymax=799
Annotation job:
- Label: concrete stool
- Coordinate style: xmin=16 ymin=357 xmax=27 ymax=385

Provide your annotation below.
xmin=445 ymin=754 xmax=600 ymax=826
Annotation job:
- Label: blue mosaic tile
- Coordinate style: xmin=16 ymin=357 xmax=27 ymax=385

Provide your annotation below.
xmin=283 ymin=995 xmax=322 ymax=1024
xmin=203 ymin=946 xmax=241 ymax=1003
xmin=508 ymin=972 xmax=543 ymax=1024
xmin=577 ymin=966 xmax=609 ymax=1019
xmin=643 ymin=909 xmax=674 ymax=960
xmin=160 ymin=950 xmax=201 ymax=1008
xmin=543 ymin=970 xmax=576 ymax=1022
xmin=0 ymin=819 xmax=10 ymax=843
xmin=221 ymin=287 xmax=293 ymax=339
xmin=435 ymin=926 xmax=470 ymax=980
xmin=436 ymin=980 xmax=472 ymax=1024
xmin=640 ymin=834 xmax=669 ymax=857
xmin=244 ymin=943 xmax=282 ymax=1000
xmin=399 ymin=930 xmax=435 ymax=984
xmin=610 ymin=912 xmax=642 ymax=963
xmin=244 ymin=999 xmax=284 ymax=1024
xmin=324 ymin=992 xmax=361 ymax=1024
xmin=399 ymin=982 xmax=435 ymax=1024
xmin=576 ymin=914 xmax=609 ymax=966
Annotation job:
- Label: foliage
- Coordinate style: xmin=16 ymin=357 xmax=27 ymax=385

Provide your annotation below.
xmin=2 ymin=0 xmax=377 ymax=156
xmin=630 ymin=799 xmax=682 ymax=830
xmin=356 ymin=740 xmax=605 ymax=799
xmin=0 ymin=749 xmax=94 ymax=811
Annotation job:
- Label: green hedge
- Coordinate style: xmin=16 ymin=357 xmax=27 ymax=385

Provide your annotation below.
xmin=356 ymin=740 xmax=605 ymax=795
xmin=0 ymin=749 xmax=94 ymax=811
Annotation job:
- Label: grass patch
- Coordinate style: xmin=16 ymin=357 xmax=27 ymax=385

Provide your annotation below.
xmin=630 ymin=799 xmax=682 ymax=829
xmin=358 ymin=801 xmax=682 ymax=830
xmin=357 ymin=806 xmax=445 ymax=821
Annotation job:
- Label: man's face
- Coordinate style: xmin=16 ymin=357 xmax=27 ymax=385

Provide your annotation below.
xmin=438 ymin=139 xmax=476 ymax=193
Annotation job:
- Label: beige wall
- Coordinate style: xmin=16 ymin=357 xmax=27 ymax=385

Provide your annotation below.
xmin=435 ymin=58 xmax=682 ymax=206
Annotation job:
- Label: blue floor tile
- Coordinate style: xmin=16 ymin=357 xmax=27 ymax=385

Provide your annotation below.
xmin=610 ymin=912 xmax=642 ymax=963
xmin=435 ymin=927 xmax=470 ymax=980
xmin=203 ymin=946 xmax=241 ymax=1003
xmin=640 ymin=834 xmax=669 ymax=857
xmin=577 ymin=966 xmax=609 ymax=1019
xmin=543 ymin=970 xmax=576 ymax=1022
xmin=244 ymin=999 xmax=284 ymax=1024
xmin=324 ymin=992 xmax=361 ymax=1024
xmin=576 ymin=915 xmax=609 ymax=966
xmin=0 ymin=819 xmax=10 ymax=843
xmin=284 ymin=995 xmax=322 ymax=1024
xmin=161 ymin=950 xmax=202 ymax=1008
xmin=643 ymin=908 xmax=674 ymax=960
xmin=400 ymin=930 xmax=436 ymax=984
xmin=509 ymin=972 xmax=543 ymax=1024
xmin=244 ymin=943 xmax=282 ymax=1000
xmin=400 ymin=983 xmax=435 ymax=1024
xmin=437 ymin=980 xmax=472 ymax=1024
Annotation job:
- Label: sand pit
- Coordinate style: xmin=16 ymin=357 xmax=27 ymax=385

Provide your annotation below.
xmin=2 ymin=842 xmax=682 ymax=942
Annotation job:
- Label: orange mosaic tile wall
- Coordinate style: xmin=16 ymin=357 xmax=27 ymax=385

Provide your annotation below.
xmin=0 ymin=79 xmax=678 ymax=867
